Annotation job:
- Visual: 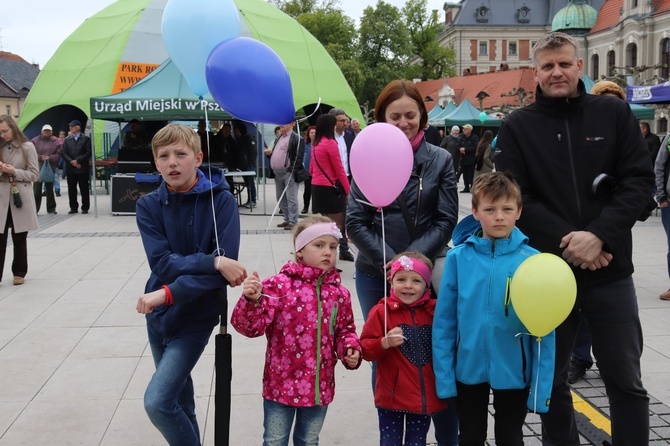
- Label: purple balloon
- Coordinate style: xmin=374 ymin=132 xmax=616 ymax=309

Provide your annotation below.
xmin=350 ymin=123 xmax=413 ymax=207
xmin=206 ymin=37 xmax=295 ymax=124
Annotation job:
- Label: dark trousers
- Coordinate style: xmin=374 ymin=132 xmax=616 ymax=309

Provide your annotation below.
xmin=0 ymin=208 xmax=27 ymax=281
xmin=355 ymin=269 xmax=459 ymax=446
xmin=456 ymin=382 xmax=528 ymax=446
xmin=572 ymin=314 xmax=593 ymax=366
xmin=461 ymin=164 xmax=475 ymax=191
xmin=243 ymin=176 xmax=256 ymax=203
xmin=541 ymin=276 xmax=649 ymax=446
xmin=67 ymin=173 xmax=90 ymax=212
xmin=377 ymin=408 xmax=432 ymax=446
xmin=303 ymin=176 xmax=311 ymax=211
xmin=33 ymin=181 xmax=56 ymax=213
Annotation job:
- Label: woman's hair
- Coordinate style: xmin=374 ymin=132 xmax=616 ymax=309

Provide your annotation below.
xmin=590 ymin=81 xmax=626 ymax=100
xmin=476 ymin=130 xmax=494 ymax=159
xmin=292 ymin=215 xmax=336 ymax=246
xmin=313 ymin=114 xmax=336 ymax=146
xmin=374 ymin=80 xmax=427 ymax=130
xmin=390 ymin=251 xmax=433 ymax=271
xmin=305 ymin=125 xmax=316 ymax=144
xmin=151 ymin=123 xmax=201 ymax=157
xmin=0 ymin=115 xmax=28 ymax=144
xmin=471 ymin=171 xmax=522 ymax=209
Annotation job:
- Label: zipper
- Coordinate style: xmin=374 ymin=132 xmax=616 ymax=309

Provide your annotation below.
xmin=315 ymin=276 xmax=323 ymax=405
xmin=520 ymin=340 xmax=527 ymax=382
xmin=329 ymin=301 xmax=338 ymax=335
xmin=563 ymin=119 xmax=582 ymax=224
xmin=504 ymin=276 xmax=511 ymax=317
xmin=409 ymin=307 xmax=427 ymax=413
xmin=412 ymin=164 xmax=426 ymax=230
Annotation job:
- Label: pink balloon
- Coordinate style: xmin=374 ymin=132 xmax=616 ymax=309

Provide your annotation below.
xmin=350 ymin=123 xmax=414 ymax=207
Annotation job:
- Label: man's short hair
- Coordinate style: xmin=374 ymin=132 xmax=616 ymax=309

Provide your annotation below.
xmin=532 ymin=32 xmax=580 ymax=66
xmin=328 ymin=108 xmax=347 ymax=117
xmin=351 ymin=118 xmax=359 ymax=125
xmin=471 ymin=172 xmax=522 ymax=210
xmin=151 ymin=123 xmax=201 ymax=158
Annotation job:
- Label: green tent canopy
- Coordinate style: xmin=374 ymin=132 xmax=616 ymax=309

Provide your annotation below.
xmin=428 ymin=101 xmax=457 ymax=127
xmin=20 ymin=0 xmax=362 ymax=147
xmin=443 ymin=99 xmax=502 ymax=128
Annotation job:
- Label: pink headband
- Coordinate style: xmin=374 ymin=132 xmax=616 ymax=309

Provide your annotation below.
xmin=390 ymin=255 xmax=432 ymax=285
xmin=295 ymin=222 xmax=342 ymax=252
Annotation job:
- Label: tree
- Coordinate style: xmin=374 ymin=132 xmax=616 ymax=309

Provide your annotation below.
xmin=356 ymin=1 xmax=411 ymax=103
xmin=297 ymin=9 xmax=357 ymax=56
xmin=402 ymin=0 xmax=456 ymax=80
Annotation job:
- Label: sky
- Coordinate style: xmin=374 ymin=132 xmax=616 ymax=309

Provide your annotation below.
xmin=5 ymin=0 xmax=446 ymax=68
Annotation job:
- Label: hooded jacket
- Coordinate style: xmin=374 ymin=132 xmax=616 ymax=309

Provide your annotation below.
xmin=361 ymin=294 xmax=447 ymax=415
xmin=433 ymin=226 xmax=555 ymax=413
xmin=496 ymin=81 xmax=654 ymax=286
xmin=136 ymin=167 xmax=240 ymax=338
xmin=231 ymin=260 xmax=361 ymax=407
xmin=346 ymin=141 xmax=458 ymax=278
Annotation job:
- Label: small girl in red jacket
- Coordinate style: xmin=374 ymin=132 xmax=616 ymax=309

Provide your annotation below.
xmin=361 ymin=251 xmax=447 ymax=446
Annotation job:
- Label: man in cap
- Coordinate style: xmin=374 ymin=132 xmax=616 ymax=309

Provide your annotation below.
xmin=31 ymin=125 xmax=61 ymax=214
xmin=458 ymin=123 xmax=479 ymax=193
xmin=440 ymin=125 xmax=461 ymax=177
xmin=61 ymin=120 xmax=92 ymax=214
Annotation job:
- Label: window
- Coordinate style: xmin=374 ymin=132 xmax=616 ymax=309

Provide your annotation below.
xmin=591 ymin=54 xmax=600 ymax=80
xmin=661 ymin=39 xmax=670 ymax=80
xmin=479 ymin=41 xmax=488 ymax=56
xmin=5 ymin=105 xmax=10 ymax=116
xmin=626 ymin=43 xmax=637 ymax=68
xmin=607 ymin=50 xmax=616 ymax=76
xmin=509 ymin=42 xmax=518 ymax=56
xmin=658 ymin=117 xmax=668 ymax=135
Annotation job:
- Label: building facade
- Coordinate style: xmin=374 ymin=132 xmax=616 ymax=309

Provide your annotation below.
xmin=0 ymin=52 xmax=40 ymax=120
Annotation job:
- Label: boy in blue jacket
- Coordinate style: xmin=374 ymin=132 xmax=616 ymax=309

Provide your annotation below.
xmin=433 ymin=172 xmax=555 ymax=446
xmin=135 ymin=123 xmax=247 ymax=445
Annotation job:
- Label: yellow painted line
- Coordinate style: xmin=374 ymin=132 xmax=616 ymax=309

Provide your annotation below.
xmin=571 ymin=390 xmax=612 ymax=435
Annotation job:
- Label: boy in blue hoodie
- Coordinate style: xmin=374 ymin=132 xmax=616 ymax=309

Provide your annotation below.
xmin=135 ymin=123 xmax=247 ymax=445
xmin=433 ymin=171 xmax=555 ymax=446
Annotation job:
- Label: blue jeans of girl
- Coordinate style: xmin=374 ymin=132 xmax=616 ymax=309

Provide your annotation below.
xmin=144 ymin=325 xmax=211 ymax=446
xmin=263 ymin=399 xmax=328 ymax=446
xmin=378 ymin=408 xmax=432 ymax=446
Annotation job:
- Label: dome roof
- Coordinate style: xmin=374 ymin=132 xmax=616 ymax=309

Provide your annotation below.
xmin=551 ymin=0 xmax=598 ymax=35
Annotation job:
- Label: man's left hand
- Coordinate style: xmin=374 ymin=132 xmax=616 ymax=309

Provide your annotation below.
xmin=559 ymin=231 xmax=604 ymax=269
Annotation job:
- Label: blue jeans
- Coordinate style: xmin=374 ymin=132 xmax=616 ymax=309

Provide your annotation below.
xmin=662 ymin=205 xmax=670 ymax=279
xmin=263 ymin=399 xmax=328 ymax=446
xmin=144 ymin=325 xmax=211 ymax=446
xmin=540 ymin=276 xmax=649 ymax=445
xmin=355 ymin=268 xmax=459 ymax=446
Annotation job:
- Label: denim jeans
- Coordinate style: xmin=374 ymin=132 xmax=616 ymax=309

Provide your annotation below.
xmin=541 ymin=276 xmax=649 ymax=445
xmin=662 ymin=205 xmax=670 ymax=279
xmin=273 ymin=169 xmax=299 ymax=225
xmin=263 ymin=399 xmax=328 ymax=446
xmin=144 ymin=325 xmax=211 ymax=446
xmin=355 ymin=268 xmax=459 ymax=446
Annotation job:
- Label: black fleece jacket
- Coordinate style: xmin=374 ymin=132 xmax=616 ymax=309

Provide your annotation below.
xmin=495 ymin=81 xmax=654 ymax=286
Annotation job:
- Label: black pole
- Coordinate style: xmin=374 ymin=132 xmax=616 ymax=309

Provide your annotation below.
xmin=214 ymin=290 xmax=231 ymax=446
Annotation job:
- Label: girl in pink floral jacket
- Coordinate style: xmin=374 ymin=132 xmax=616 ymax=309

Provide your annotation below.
xmin=231 ymin=215 xmax=362 ymax=445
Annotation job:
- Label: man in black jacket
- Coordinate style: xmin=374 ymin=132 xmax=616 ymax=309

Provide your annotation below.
xmin=458 ymin=124 xmax=478 ymax=193
xmin=62 ymin=120 xmax=92 ymax=214
xmin=496 ymin=32 xmax=653 ymax=445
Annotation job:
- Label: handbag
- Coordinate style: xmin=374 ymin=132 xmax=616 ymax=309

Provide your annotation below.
xmin=293 ymin=164 xmax=309 ymax=183
xmin=313 ymin=149 xmax=345 ymax=198
xmin=10 ymin=177 xmax=22 ymax=208
xmin=39 ymin=161 xmax=54 ymax=183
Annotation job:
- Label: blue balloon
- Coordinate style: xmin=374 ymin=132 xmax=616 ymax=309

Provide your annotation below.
xmin=206 ymin=37 xmax=295 ymax=124
xmin=162 ymin=0 xmax=240 ymax=97
xmin=479 ymin=111 xmax=487 ymax=123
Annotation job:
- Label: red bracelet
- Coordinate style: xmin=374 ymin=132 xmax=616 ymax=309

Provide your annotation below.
xmin=162 ymin=285 xmax=173 ymax=306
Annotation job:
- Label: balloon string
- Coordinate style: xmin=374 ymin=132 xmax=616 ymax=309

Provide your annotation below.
xmin=201 ymin=100 xmax=222 ymax=270
xmin=296 ymin=97 xmax=322 ymax=123
xmin=381 ymin=208 xmax=388 ymax=337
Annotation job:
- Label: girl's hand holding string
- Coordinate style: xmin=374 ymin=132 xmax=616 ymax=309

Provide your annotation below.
xmin=382 ymin=326 xmax=404 ymax=350
xmin=242 ymin=271 xmax=263 ymax=302
xmin=344 ymin=348 xmax=361 ymax=368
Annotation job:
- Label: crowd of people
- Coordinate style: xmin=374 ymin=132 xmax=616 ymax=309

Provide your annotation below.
xmin=6 ymin=29 xmax=663 ymax=446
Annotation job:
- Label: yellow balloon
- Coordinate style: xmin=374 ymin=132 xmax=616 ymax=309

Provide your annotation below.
xmin=510 ymin=253 xmax=577 ymax=337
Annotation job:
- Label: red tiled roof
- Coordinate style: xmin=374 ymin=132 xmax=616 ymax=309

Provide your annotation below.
xmin=416 ymin=68 xmax=538 ymax=110
xmin=588 ymin=0 xmax=622 ymax=35
xmin=652 ymin=0 xmax=670 ymax=16
xmin=0 ymin=52 xmax=28 ymax=63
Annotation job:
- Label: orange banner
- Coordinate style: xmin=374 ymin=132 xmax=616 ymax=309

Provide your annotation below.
xmin=111 ymin=62 xmax=160 ymax=94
